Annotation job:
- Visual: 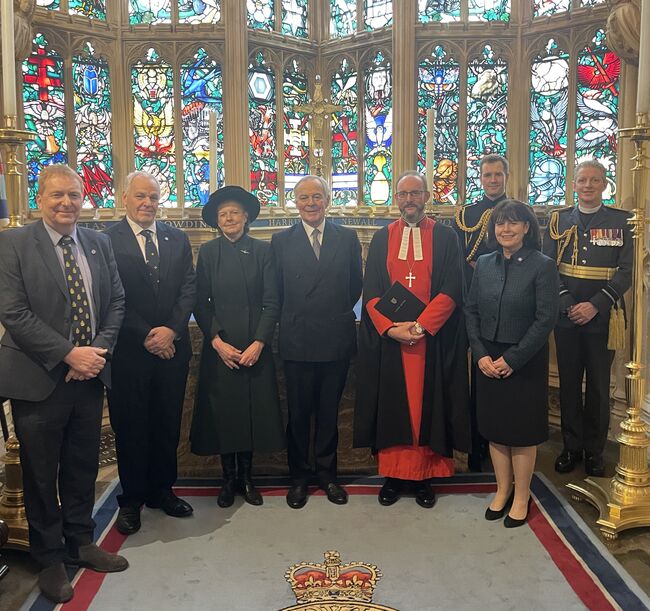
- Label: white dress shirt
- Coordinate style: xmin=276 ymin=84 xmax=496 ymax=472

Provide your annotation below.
xmin=126 ymin=215 xmax=158 ymax=261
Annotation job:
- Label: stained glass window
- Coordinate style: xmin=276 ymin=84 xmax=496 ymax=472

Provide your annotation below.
xmin=69 ymin=0 xmax=107 ymax=20
xmin=417 ymin=46 xmax=460 ymax=205
xmin=248 ymin=0 xmax=274 ymax=31
xmin=73 ymin=43 xmax=113 ymax=208
xmin=331 ymin=59 xmax=359 ymax=206
xmin=468 ymin=0 xmax=510 ymax=22
xmin=181 ymin=48 xmax=223 ymax=208
xmin=282 ymin=60 xmax=310 ymax=204
xmin=581 ymin=0 xmax=606 ymax=5
xmin=249 ymin=52 xmax=278 ymax=206
xmin=466 ymin=45 xmax=508 ymax=203
xmin=282 ymin=0 xmax=308 ymax=37
xmin=36 ymin=0 xmax=60 ymax=9
xmin=575 ymin=29 xmax=619 ymax=205
xmin=23 ymin=33 xmax=67 ymax=208
xmin=331 ymin=0 xmax=357 ymax=37
xmin=363 ymin=51 xmax=392 ymax=205
xmin=179 ymin=0 xmax=221 ymax=23
xmin=533 ymin=0 xmax=570 ymax=18
xmin=528 ymin=39 xmax=569 ymax=206
xmin=129 ymin=0 xmax=171 ymax=25
xmin=132 ymin=48 xmax=176 ymax=206
xmin=418 ymin=0 xmax=460 ymax=22
xmin=365 ymin=0 xmax=392 ymax=31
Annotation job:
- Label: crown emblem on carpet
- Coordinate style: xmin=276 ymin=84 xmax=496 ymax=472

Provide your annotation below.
xmin=281 ymin=550 xmax=396 ymax=611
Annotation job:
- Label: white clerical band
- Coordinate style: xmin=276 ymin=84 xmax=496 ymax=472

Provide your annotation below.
xmin=398 ymin=225 xmax=423 ymax=261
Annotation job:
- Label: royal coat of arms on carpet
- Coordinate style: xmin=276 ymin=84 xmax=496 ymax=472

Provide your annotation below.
xmin=280 ymin=550 xmax=396 ymax=611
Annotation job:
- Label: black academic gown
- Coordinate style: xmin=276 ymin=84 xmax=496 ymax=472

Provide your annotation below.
xmin=353 ymin=222 xmax=470 ymax=456
xmin=191 ymin=234 xmax=285 ymax=455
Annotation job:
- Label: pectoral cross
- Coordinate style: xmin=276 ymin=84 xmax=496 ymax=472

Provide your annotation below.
xmin=405 ymin=272 xmax=416 ymax=288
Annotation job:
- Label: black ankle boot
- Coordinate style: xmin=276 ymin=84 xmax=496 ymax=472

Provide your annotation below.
xmin=218 ymin=453 xmax=237 ymax=508
xmin=237 ymin=452 xmax=263 ymax=506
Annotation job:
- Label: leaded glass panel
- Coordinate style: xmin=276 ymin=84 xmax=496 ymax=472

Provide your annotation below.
xmin=181 ymin=48 xmax=223 ymax=207
xmin=575 ymin=29 xmax=619 ymax=205
xmin=331 ymin=59 xmax=359 ymax=206
xmin=468 ymin=0 xmax=510 ymax=22
xmin=248 ymin=0 xmax=275 ymax=31
xmin=363 ymin=51 xmax=392 ymax=205
xmin=331 ymin=0 xmax=357 ymax=37
xmin=73 ymin=44 xmax=113 ymax=208
xmin=466 ymin=45 xmax=508 ymax=203
xmin=249 ymin=52 xmax=278 ymax=205
xmin=529 ymin=39 xmax=569 ymax=206
xmin=533 ymin=0 xmax=570 ymax=18
xmin=283 ymin=60 xmax=310 ymax=204
xmin=69 ymin=0 xmax=107 ymax=20
xmin=418 ymin=0 xmax=460 ymax=22
xmin=179 ymin=0 xmax=221 ymax=24
xmin=131 ymin=49 xmax=176 ymax=206
xmin=365 ymin=0 xmax=392 ymax=31
xmin=23 ymin=33 xmax=67 ymax=208
xmin=129 ymin=0 xmax=171 ymax=24
xmin=282 ymin=0 xmax=308 ymax=38
xmin=417 ymin=46 xmax=460 ymax=205
xmin=36 ymin=0 xmax=60 ymax=9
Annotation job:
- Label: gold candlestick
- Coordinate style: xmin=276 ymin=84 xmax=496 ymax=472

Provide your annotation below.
xmin=567 ymin=113 xmax=650 ymax=539
xmin=0 ymin=115 xmax=36 ymax=229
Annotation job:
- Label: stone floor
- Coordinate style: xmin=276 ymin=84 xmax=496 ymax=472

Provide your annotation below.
xmin=0 ymin=428 xmax=648 ymax=610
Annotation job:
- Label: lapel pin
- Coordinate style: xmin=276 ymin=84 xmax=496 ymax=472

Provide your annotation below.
xmin=91 ymin=249 xmax=97 ymax=255
xmin=240 ymin=249 xmax=250 ymax=255
xmin=164 ymin=236 xmax=169 ymax=241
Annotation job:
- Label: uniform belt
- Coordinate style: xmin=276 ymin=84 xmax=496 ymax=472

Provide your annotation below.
xmin=558 ymin=263 xmax=616 ymax=280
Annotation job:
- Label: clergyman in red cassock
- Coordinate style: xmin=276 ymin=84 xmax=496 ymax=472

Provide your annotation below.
xmin=354 ymin=172 xmax=470 ymax=508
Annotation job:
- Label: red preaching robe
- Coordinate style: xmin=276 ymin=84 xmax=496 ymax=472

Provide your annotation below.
xmin=367 ymin=217 xmax=455 ymax=479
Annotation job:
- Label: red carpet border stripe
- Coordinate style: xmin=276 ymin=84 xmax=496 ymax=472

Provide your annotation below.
xmin=26 ymin=474 xmax=648 ymax=611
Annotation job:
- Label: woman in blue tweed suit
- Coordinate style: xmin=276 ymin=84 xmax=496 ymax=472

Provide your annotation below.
xmin=465 ymin=200 xmax=558 ymax=527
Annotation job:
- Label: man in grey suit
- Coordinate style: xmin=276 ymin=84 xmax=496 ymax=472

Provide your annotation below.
xmin=0 ymin=165 xmax=127 ymax=603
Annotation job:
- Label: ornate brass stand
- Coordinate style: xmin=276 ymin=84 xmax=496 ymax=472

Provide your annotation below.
xmin=0 ymin=114 xmax=35 ymax=227
xmin=0 ymin=114 xmax=34 ymax=549
xmin=567 ymin=113 xmax=650 ymax=540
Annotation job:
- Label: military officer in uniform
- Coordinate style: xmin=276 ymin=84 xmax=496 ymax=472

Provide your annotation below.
xmin=454 ymin=153 xmax=509 ymax=472
xmin=544 ymin=159 xmax=632 ymax=477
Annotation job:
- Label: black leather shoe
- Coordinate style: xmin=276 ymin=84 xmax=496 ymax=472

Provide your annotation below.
xmin=147 ymin=492 xmax=193 ymax=517
xmin=585 ymin=453 xmax=605 ymax=477
xmin=504 ymin=498 xmax=532 ymax=529
xmin=323 ymin=482 xmax=348 ymax=505
xmin=414 ymin=481 xmax=436 ymax=509
xmin=554 ymin=449 xmax=582 ymax=474
xmin=66 ymin=543 xmax=129 ymax=572
xmin=241 ymin=481 xmax=263 ymax=506
xmin=39 ymin=563 xmax=73 ymax=603
xmin=378 ymin=478 xmax=402 ymax=506
xmin=286 ymin=483 xmax=308 ymax=509
xmin=115 ymin=506 xmax=141 ymax=535
xmin=485 ymin=489 xmax=514 ymax=521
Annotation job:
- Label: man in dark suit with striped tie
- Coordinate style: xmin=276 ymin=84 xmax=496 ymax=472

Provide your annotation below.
xmin=271 ymin=176 xmax=363 ymax=509
xmin=0 ymin=165 xmax=127 ymax=603
xmin=105 ymin=172 xmax=196 ymax=536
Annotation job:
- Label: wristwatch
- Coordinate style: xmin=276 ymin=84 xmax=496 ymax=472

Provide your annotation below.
xmin=413 ymin=322 xmax=424 ymax=335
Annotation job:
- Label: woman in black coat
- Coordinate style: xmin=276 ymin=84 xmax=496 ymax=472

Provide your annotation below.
xmin=191 ymin=186 xmax=284 ymax=507
xmin=465 ymin=200 xmax=558 ymax=527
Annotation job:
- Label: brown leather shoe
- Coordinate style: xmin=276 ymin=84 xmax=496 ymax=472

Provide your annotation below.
xmin=39 ymin=563 xmax=73 ymax=603
xmin=66 ymin=543 xmax=129 ymax=572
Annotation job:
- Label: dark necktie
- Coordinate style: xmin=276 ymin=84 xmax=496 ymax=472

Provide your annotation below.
xmin=59 ymin=235 xmax=92 ymax=346
xmin=311 ymin=227 xmax=321 ymax=260
xmin=140 ymin=229 xmax=160 ymax=290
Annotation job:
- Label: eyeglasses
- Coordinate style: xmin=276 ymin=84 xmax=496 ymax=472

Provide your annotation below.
xmin=395 ymin=190 xmax=426 ymax=199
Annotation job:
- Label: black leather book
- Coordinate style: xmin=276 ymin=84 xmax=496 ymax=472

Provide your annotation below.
xmin=374 ymin=281 xmax=426 ymax=322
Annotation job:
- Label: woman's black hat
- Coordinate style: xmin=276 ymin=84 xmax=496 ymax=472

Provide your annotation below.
xmin=202 ymin=185 xmax=261 ymax=228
